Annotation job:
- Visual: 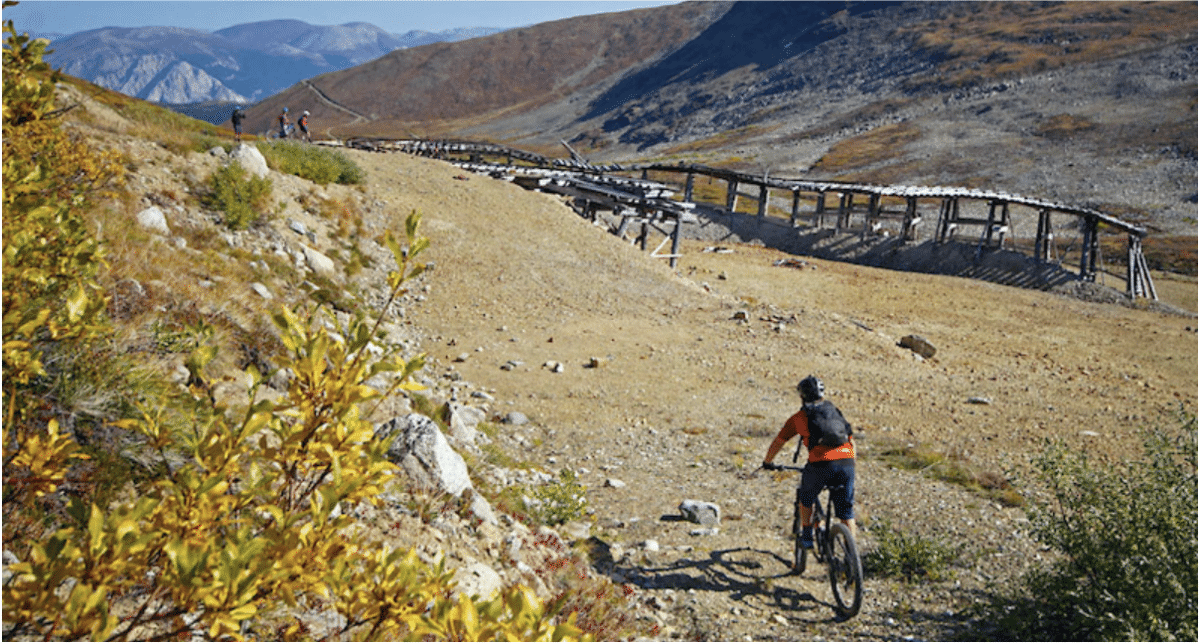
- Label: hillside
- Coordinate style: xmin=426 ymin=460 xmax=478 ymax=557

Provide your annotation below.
xmin=252 ymin=0 xmax=1197 ymax=239
xmin=37 ymin=75 xmax=1195 ymax=639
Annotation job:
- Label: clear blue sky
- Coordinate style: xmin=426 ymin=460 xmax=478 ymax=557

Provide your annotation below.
xmin=3 ymin=0 xmax=683 ymax=36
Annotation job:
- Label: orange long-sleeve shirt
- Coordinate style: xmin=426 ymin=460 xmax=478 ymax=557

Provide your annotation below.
xmin=764 ymin=406 xmax=855 ymax=465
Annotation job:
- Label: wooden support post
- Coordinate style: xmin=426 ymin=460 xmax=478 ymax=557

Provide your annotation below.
xmin=837 ymin=193 xmax=853 ymax=231
xmin=998 ymin=202 xmax=1011 ymax=247
xmin=726 ymin=179 xmax=739 ymax=213
xmin=936 ymin=198 xmax=956 ymax=242
xmin=1035 ymin=209 xmax=1049 ymax=261
xmin=1080 ymin=216 xmax=1098 ymax=281
xmin=866 ymin=193 xmax=881 ymax=237
xmin=984 ymin=201 xmax=999 ymax=245
xmin=1126 ymin=235 xmax=1137 ymax=298
xmin=815 ymin=192 xmax=827 ymax=228
xmin=757 ymin=184 xmax=769 ymax=222
xmin=615 ymin=215 xmax=631 ymax=240
xmin=902 ymin=197 xmax=919 ymax=241
xmin=790 ymin=189 xmax=801 ymax=227
xmin=684 ymin=172 xmax=695 ymax=202
xmin=638 ymin=220 xmax=649 ymax=251
xmin=669 ymin=217 xmax=682 ymax=269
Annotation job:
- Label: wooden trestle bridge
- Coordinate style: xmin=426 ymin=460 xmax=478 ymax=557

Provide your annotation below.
xmin=342 ymin=137 xmax=1158 ymax=300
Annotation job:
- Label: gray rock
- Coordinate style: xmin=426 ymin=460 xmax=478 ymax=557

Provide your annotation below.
xmin=679 ymin=499 xmax=721 ymax=526
xmin=446 ymin=403 xmax=486 ymax=444
xmin=229 ymin=144 xmax=270 ymax=178
xmin=301 ymin=244 xmax=337 ymax=279
xmin=375 ymin=413 xmax=472 ymax=497
xmin=250 ymin=282 xmax=273 ymax=299
xmin=899 ymin=334 xmax=937 ymax=359
xmin=468 ymin=492 xmax=498 ymax=525
xmin=135 ymin=206 xmax=171 ymax=235
xmin=288 ymin=219 xmax=309 ymax=236
xmin=452 ymin=560 xmax=503 ymax=600
xmin=207 ymin=145 xmax=227 ymax=157
xmin=503 ymin=411 xmax=529 ymax=425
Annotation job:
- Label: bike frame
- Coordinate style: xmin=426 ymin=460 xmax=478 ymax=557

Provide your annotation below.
xmin=772 ymin=463 xmax=863 ymax=618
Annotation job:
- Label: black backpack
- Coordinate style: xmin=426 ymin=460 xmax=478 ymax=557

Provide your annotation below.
xmin=798 ymin=400 xmax=852 ymax=452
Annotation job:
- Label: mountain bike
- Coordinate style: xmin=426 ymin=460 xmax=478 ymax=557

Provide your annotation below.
xmin=770 ymin=464 xmax=863 ymax=618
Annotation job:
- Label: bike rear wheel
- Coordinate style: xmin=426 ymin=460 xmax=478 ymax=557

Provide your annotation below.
xmin=827 ymin=522 xmax=863 ymax=618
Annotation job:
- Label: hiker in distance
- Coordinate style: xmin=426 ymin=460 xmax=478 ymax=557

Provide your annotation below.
xmin=278 ymin=107 xmax=291 ymax=138
xmin=762 ymin=376 xmax=858 ymax=554
xmin=298 ymin=110 xmax=311 ymax=142
xmin=230 ymin=105 xmax=245 ymax=143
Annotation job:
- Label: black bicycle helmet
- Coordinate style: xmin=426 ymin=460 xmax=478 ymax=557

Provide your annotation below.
xmin=798 ymin=375 xmax=824 ymax=402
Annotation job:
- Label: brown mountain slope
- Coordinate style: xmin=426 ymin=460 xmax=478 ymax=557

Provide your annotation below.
xmin=254 ymin=0 xmax=729 ymax=139
xmin=246 ymin=1 xmax=1196 ymax=240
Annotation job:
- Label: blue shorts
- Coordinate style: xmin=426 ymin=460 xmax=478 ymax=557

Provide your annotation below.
xmin=799 ymin=459 xmax=856 ymax=520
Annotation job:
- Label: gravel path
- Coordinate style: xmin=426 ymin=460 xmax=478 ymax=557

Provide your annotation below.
xmin=335 ymin=148 xmax=1194 ymax=640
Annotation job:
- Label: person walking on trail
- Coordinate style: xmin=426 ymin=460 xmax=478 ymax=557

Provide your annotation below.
xmin=231 ymin=105 xmax=245 ymax=143
xmin=298 ymin=110 xmax=311 ymax=142
xmin=762 ymin=375 xmax=857 ymax=563
xmin=278 ymin=107 xmax=291 ymax=138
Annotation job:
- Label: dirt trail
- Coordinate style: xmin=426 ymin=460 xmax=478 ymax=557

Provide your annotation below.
xmin=344 ymin=148 xmax=1196 ymax=640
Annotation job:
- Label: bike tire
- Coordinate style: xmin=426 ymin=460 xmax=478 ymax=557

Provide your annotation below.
xmin=812 ymin=505 xmax=827 ymax=564
xmin=793 ymin=520 xmax=807 ymax=574
xmin=827 ymin=522 xmax=863 ymax=618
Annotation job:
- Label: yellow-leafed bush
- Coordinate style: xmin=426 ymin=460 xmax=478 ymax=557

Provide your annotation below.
xmin=3 ymin=7 xmax=590 ymax=637
xmin=4 ymin=209 xmax=590 ymax=641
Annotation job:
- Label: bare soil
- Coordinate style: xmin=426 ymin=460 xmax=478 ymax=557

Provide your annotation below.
xmin=342 ymin=148 xmax=1197 ymax=640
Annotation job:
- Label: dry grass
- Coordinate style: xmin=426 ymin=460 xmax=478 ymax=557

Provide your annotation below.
xmin=901 ymin=1 xmax=1197 ymax=90
xmin=811 ymin=122 xmax=923 ymax=174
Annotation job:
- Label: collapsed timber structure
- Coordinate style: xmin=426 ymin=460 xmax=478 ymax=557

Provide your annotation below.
xmin=341 ymin=138 xmax=1158 ymax=300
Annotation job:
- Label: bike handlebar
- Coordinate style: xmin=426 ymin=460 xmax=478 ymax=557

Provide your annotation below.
xmin=762 ymin=463 xmax=804 ymax=473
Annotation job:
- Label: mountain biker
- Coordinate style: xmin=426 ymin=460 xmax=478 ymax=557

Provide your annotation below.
xmin=762 ymin=375 xmax=857 ymax=561
xmin=298 ymin=110 xmax=311 ymax=142
xmin=278 ymin=107 xmax=291 ymax=138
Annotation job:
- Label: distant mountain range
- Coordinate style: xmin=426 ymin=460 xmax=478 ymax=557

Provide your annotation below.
xmin=43 ymin=20 xmax=502 ymax=105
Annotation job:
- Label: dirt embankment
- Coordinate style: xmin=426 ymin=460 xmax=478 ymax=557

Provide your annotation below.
xmin=344 ymin=148 xmax=1196 ymax=641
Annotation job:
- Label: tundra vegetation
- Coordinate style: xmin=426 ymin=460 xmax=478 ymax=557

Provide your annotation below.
xmin=1 ymin=10 xmax=590 ymax=640
xmin=2 ymin=4 xmax=1195 ymax=641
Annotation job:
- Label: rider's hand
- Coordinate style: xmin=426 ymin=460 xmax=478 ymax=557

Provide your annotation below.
xmin=762 ymin=461 xmax=779 ymax=471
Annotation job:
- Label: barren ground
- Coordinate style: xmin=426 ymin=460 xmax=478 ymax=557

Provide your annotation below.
xmin=340 ymin=148 xmax=1196 ymax=640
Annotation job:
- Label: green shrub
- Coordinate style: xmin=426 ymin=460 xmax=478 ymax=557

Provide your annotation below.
xmin=531 ymin=468 xmax=590 ymax=526
xmin=257 ymin=140 xmax=364 ymax=185
xmin=863 ymin=518 xmax=957 ymax=582
xmin=971 ymin=410 xmax=1197 ymax=641
xmin=204 ymin=160 xmax=273 ymax=230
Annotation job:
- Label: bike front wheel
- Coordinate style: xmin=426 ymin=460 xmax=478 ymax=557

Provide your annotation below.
xmin=827 ymin=522 xmax=863 ymax=618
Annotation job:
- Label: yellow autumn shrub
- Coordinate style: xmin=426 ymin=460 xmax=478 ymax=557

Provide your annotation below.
xmin=2 ymin=7 xmax=589 ymax=638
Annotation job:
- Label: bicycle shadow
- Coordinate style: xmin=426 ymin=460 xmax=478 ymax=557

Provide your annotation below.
xmin=592 ymin=538 xmax=846 ymax=623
